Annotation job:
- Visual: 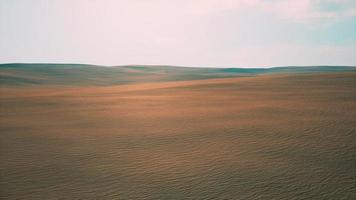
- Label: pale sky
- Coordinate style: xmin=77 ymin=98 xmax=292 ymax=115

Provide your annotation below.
xmin=1 ymin=0 xmax=356 ymax=67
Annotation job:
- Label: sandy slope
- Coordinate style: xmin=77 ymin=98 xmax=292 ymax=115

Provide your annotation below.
xmin=1 ymin=63 xmax=355 ymax=86
xmin=1 ymin=72 xmax=356 ymax=199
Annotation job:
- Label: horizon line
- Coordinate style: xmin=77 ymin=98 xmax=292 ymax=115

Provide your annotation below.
xmin=1 ymin=62 xmax=356 ymax=69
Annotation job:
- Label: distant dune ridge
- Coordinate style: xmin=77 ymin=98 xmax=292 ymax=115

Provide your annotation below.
xmin=0 ymin=64 xmax=356 ymax=199
xmin=1 ymin=63 xmax=355 ymax=86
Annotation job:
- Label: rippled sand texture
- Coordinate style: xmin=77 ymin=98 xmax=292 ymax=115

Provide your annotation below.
xmin=1 ymin=73 xmax=356 ymax=199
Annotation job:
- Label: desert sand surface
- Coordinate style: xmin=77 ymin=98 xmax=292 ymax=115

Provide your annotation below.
xmin=1 ymin=71 xmax=356 ymax=199
xmin=1 ymin=63 xmax=355 ymax=86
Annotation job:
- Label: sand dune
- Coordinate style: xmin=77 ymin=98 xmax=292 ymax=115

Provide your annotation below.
xmin=1 ymin=70 xmax=356 ymax=199
xmin=1 ymin=63 xmax=355 ymax=86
